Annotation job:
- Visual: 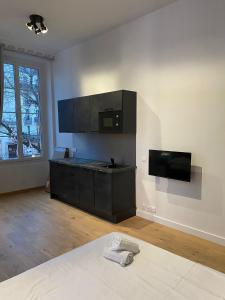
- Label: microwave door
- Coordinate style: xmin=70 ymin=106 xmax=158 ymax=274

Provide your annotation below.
xmin=103 ymin=117 xmax=114 ymax=128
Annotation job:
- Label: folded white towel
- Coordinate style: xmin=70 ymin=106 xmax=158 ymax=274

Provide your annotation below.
xmin=111 ymin=235 xmax=140 ymax=254
xmin=103 ymin=247 xmax=134 ymax=267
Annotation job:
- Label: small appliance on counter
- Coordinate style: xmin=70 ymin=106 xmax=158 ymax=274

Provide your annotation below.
xmin=64 ymin=148 xmax=70 ymax=158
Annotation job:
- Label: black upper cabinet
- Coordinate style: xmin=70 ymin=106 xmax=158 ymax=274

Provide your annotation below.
xmin=90 ymin=91 xmax=123 ymax=132
xmin=58 ymin=99 xmax=75 ymax=132
xmin=58 ymin=97 xmax=90 ymax=133
xmin=58 ymin=90 xmax=136 ymax=134
xmin=74 ymin=96 xmax=90 ymax=132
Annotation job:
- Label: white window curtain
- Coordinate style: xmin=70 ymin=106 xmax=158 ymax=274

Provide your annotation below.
xmin=0 ymin=44 xmax=3 ymax=123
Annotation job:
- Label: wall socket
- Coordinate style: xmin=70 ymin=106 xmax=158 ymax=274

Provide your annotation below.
xmin=143 ymin=205 xmax=156 ymax=214
xmin=150 ymin=206 xmax=156 ymax=214
xmin=71 ymin=147 xmax=77 ymax=158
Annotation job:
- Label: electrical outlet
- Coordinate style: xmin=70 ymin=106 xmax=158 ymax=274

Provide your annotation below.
xmin=71 ymin=147 xmax=77 ymax=158
xmin=143 ymin=205 xmax=156 ymax=214
xmin=150 ymin=206 xmax=156 ymax=214
xmin=146 ymin=206 xmax=151 ymax=212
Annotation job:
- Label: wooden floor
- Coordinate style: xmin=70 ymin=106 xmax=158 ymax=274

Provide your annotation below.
xmin=0 ymin=188 xmax=225 ymax=282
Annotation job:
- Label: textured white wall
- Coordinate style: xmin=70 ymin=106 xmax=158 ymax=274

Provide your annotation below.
xmin=0 ymin=160 xmax=49 ymax=193
xmin=53 ymin=0 xmax=225 ymax=244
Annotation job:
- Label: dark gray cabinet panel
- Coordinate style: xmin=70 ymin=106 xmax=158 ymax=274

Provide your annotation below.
xmin=77 ymin=168 xmax=94 ymax=209
xmin=94 ymin=172 xmax=112 ymax=213
xmin=90 ymin=91 xmax=123 ymax=132
xmin=122 ymin=91 xmax=137 ymax=133
xmin=50 ymin=161 xmax=136 ymax=223
xmin=58 ymin=99 xmax=75 ymax=132
xmin=74 ymin=96 xmax=91 ymax=132
xmin=50 ymin=163 xmax=79 ymax=205
xmin=58 ymin=90 xmax=136 ymax=134
xmin=58 ymin=97 xmax=90 ymax=133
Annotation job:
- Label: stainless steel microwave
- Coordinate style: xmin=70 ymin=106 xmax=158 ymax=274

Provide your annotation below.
xmin=99 ymin=110 xmax=122 ymax=133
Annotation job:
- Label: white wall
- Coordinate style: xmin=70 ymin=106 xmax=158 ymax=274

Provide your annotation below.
xmin=0 ymin=52 xmax=54 ymax=194
xmin=53 ymin=0 xmax=225 ymax=245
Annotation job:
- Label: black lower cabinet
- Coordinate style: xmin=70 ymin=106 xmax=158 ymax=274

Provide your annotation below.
xmin=94 ymin=172 xmax=112 ymax=213
xmin=50 ymin=162 xmax=79 ymax=206
xmin=50 ymin=161 xmax=136 ymax=223
xmin=77 ymin=169 xmax=94 ymax=210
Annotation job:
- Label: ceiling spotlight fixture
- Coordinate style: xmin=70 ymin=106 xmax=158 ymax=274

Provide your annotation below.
xmin=26 ymin=14 xmax=48 ymax=35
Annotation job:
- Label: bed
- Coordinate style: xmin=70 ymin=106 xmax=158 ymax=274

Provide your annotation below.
xmin=0 ymin=232 xmax=224 ymax=300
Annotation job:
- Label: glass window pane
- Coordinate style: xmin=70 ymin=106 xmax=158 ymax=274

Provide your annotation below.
xmin=0 ymin=64 xmax=18 ymax=160
xmin=3 ymin=64 xmax=16 ymax=113
xmin=0 ymin=113 xmax=18 ymax=160
xmin=19 ymin=66 xmax=40 ymax=113
xmin=19 ymin=66 xmax=42 ymax=157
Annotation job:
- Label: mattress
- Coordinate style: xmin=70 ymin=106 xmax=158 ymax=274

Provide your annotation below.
xmin=0 ymin=232 xmax=224 ymax=300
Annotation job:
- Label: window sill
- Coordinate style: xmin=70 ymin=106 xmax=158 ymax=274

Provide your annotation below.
xmin=0 ymin=156 xmax=47 ymax=165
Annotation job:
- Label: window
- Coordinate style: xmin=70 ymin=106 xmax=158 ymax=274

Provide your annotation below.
xmin=0 ymin=63 xmax=42 ymax=160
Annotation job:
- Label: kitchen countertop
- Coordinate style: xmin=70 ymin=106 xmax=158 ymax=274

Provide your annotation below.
xmin=49 ymin=158 xmax=136 ymax=173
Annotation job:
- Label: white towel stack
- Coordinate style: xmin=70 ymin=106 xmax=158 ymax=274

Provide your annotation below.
xmin=103 ymin=234 xmax=140 ymax=267
xmin=111 ymin=235 xmax=140 ymax=254
xmin=103 ymin=248 xmax=134 ymax=267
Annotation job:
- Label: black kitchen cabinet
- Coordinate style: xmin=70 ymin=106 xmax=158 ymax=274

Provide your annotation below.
xmin=58 ymin=90 xmax=136 ymax=134
xmin=50 ymin=161 xmax=94 ymax=209
xmin=77 ymin=168 xmax=94 ymax=209
xmin=90 ymin=91 xmax=123 ymax=132
xmin=58 ymin=99 xmax=75 ymax=132
xmin=94 ymin=170 xmax=136 ymax=221
xmin=74 ymin=96 xmax=91 ymax=132
xmin=94 ymin=172 xmax=112 ymax=213
xmin=50 ymin=160 xmax=136 ymax=223
xmin=59 ymin=97 xmax=90 ymax=133
xmin=50 ymin=162 xmax=79 ymax=205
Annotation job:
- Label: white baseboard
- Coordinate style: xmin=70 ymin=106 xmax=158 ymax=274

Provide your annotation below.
xmin=137 ymin=209 xmax=225 ymax=247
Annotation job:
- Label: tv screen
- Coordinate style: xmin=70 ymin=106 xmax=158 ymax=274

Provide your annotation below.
xmin=149 ymin=150 xmax=192 ymax=182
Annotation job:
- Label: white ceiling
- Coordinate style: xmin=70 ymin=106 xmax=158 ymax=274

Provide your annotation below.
xmin=0 ymin=0 xmax=176 ymax=56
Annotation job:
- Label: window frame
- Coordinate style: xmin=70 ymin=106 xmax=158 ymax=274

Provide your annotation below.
xmin=0 ymin=55 xmax=47 ymax=163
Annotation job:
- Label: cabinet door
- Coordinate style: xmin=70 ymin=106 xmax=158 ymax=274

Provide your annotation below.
xmin=90 ymin=91 xmax=123 ymax=132
xmin=94 ymin=172 xmax=112 ymax=213
xmin=50 ymin=162 xmax=62 ymax=195
xmin=50 ymin=163 xmax=79 ymax=205
xmin=73 ymin=96 xmax=90 ymax=132
xmin=64 ymin=167 xmax=79 ymax=205
xmin=77 ymin=169 xmax=94 ymax=209
xmin=58 ymin=99 xmax=75 ymax=132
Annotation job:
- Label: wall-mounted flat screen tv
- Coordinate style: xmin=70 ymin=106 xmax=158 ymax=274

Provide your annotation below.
xmin=149 ymin=150 xmax=192 ymax=182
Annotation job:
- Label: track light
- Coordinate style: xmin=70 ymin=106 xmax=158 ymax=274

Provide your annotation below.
xmin=26 ymin=22 xmax=33 ymax=31
xmin=26 ymin=15 xmax=48 ymax=35
xmin=40 ymin=22 xmax=48 ymax=34
xmin=35 ymin=28 xmax=42 ymax=35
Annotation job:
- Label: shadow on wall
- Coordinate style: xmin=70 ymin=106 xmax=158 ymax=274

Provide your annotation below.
xmin=155 ymin=166 xmax=202 ymax=200
xmin=73 ymin=133 xmax=136 ymax=166
xmin=136 ymin=94 xmax=162 ymax=209
xmin=155 ymin=166 xmax=224 ymax=216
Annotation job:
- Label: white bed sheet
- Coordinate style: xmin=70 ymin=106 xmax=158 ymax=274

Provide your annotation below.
xmin=0 ymin=232 xmax=225 ymax=300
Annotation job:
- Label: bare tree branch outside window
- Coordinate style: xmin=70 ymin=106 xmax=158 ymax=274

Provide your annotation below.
xmin=0 ymin=64 xmax=42 ymax=160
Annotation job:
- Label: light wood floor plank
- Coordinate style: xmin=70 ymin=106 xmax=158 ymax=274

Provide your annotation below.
xmin=0 ymin=188 xmax=224 ymax=282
